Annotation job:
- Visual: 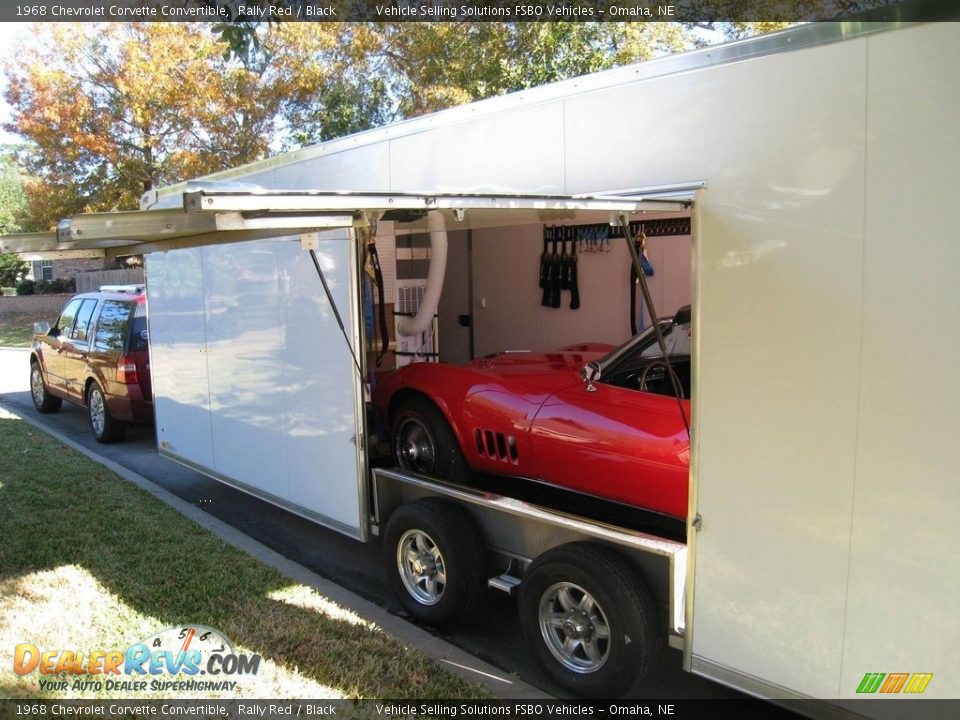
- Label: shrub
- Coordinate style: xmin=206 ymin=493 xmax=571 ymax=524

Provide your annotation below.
xmin=32 ymin=278 xmax=76 ymax=295
xmin=15 ymin=279 xmax=35 ymax=295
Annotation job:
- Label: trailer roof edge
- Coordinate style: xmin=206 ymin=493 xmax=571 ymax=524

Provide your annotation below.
xmin=144 ymin=9 xmax=944 ymax=208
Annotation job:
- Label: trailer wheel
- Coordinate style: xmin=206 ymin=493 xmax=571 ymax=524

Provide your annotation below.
xmin=392 ymin=397 xmax=469 ymax=481
xmin=519 ymin=543 xmax=660 ymax=697
xmin=384 ymin=498 xmax=483 ymax=627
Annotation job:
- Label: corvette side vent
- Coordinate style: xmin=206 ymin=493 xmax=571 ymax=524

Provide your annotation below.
xmin=474 ymin=429 xmax=519 ymax=464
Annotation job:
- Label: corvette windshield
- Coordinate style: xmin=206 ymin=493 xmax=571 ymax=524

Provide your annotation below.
xmin=596 ymin=308 xmax=692 ymax=373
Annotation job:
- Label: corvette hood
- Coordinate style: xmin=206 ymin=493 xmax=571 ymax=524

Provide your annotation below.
xmin=466 ymin=350 xmax=607 ymax=392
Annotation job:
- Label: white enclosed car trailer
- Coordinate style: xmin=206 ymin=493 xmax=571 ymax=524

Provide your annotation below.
xmin=4 ymin=16 xmax=958 ymax=716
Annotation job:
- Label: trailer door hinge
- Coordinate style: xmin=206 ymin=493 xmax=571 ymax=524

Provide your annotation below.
xmin=692 ymin=514 xmax=703 ymax=532
xmin=301 ymin=232 xmax=319 ymax=251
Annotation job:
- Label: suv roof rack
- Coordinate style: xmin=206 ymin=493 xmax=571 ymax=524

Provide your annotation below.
xmin=99 ymin=284 xmax=145 ymax=294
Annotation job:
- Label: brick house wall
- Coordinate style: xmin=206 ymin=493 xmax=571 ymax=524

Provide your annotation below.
xmin=31 ymin=258 xmax=108 ymax=281
xmin=52 ymin=258 xmax=108 ymax=280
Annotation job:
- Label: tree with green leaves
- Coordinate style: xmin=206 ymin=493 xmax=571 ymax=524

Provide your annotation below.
xmin=0 ymin=149 xmax=27 ymax=236
xmin=0 ymin=149 xmax=29 ymax=289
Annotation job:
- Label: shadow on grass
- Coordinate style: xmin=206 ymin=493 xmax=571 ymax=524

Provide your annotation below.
xmin=0 ymin=417 xmax=483 ymax=699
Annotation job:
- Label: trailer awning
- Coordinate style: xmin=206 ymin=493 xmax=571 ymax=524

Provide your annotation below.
xmin=1 ymin=185 xmax=696 ymax=260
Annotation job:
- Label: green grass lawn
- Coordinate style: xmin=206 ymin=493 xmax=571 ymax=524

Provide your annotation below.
xmin=0 ymin=413 xmax=488 ymax=700
xmin=0 ymin=317 xmax=35 ymax=348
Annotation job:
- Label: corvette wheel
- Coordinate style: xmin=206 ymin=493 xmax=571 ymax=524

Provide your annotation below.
xmin=383 ymin=498 xmax=484 ymax=627
xmin=30 ymin=362 xmax=62 ymax=414
xmin=519 ymin=543 xmax=661 ymax=697
xmin=392 ymin=397 xmax=470 ymax=481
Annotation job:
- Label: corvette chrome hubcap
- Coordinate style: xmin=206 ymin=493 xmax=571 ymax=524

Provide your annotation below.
xmin=396 ymin=418 xmax=436 ymax=474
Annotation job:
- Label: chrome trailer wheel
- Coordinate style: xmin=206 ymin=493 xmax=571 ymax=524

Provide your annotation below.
xmin=396 ymin=528 xmax=447 ymax=606
xmin=538 ymin=581 xmax=612 ymax=674
xmin=383 ymin=498 xmax=483 ymax=627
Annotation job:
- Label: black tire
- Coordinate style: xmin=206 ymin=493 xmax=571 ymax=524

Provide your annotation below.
xmin=87 ymin=382 xmax=125 ymax=443
xmin=391 ymin=396 xmax=470 ymax=482
xmin=519 ymin=543 xmax=661 ymax=697
xmin=383 ymin=498 xmax=484 ymax=627
xmin=30 ymin=360 xmax=62 ymax=414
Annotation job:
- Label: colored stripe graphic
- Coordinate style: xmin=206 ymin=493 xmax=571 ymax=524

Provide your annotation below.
xmin=857 ymin=672 xmax=933 ymax=694
xmin=879 ymin=673 xmax=909 ymax=693
xmin=903 ymin=673 xmax=933 ymax=694
xmin=857 ymin=673 xmax=885 ymax=694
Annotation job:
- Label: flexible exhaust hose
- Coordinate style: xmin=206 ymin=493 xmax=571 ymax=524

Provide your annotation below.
xmin=397 ymin=210 xmax=448 ymax=338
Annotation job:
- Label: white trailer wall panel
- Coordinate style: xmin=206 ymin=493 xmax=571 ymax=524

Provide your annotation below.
xmin=840 ymin=24 xmax=960 ymax=699
xmin=147 ymin=234 xmax=364 ymax=537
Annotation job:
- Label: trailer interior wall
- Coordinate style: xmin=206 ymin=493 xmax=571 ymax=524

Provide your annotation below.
xmin=469 ymin=214 xmax=691 ymax=357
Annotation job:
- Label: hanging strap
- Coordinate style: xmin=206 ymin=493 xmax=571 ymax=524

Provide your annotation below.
xmin=630 ymin=230 xmax=654 ymax=335
xmin=366 ymin=240 xmax=389 ymax=366
xmin=569 ymin=227 xmax=580 ymax=310
xmin=619 ymin=216 xmax=689 ymax=437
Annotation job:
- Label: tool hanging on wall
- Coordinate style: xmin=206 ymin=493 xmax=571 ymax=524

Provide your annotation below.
xmin=548 ymin=230 xmax=562 ymax=308
xmin=567 ymin=226 xmax=581 ymax=310
xmin=541 ymin=226 xmax=558 ymax=307
xmin=559 ymin=229 xmax=570 ymax=292
xmin=539 ymin=225 xmax=552 ymax=303
xmin=629 ymin=227 xmax=655 ymax=335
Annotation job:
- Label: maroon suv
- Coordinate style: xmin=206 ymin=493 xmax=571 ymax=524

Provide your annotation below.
xmin=29 ymin=286 xmax=153 ymax=442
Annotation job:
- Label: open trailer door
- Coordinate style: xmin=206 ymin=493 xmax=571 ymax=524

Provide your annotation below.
xmin=2 ymin=185 xmax=694 ymax=543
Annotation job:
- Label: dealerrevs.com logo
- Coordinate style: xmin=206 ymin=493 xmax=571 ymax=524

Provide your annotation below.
xmin=856 ymin=672 xmax=933 ymax=695
xmin=14 ymin=625 xmax=260 ymax=693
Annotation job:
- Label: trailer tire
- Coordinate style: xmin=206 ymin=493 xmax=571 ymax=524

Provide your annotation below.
xmin=384 ymin=498 xmax=483 ymax=627
xmin=519 ymin=543 xmax=660 ymax=697
xmin=391 ymin=397 xmax=470 ymax=482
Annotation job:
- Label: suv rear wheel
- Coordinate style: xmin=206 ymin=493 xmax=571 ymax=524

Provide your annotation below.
xmin=87 ymin=382 xmax=125 ymax=443
xmin=30 ymin=361 xmax=62 ymax=414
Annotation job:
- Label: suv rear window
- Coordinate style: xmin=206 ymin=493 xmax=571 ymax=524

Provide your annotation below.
xmin=129 ymin=303 xmax=148 ymax=351
xmin=93 ymin=300 xmax=135 ymax=352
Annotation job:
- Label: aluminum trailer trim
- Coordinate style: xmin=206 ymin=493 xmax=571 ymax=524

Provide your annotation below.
xmin=373 ymin=468 xmax=688 ymax=639
xmin=183 ymin=187 xmax=690 ymax=215
xmin=4 ymin=189 xmax=692 ymax=260
xmin=1 ymin=211 xmax=356 ymax=258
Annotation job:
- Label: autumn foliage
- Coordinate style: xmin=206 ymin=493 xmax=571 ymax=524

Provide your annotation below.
xmin=4 ymin=23 xmax=373 ymax=230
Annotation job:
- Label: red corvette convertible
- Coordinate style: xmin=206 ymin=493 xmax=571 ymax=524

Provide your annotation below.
xmin=373 ymin=307 xmax=692 ymax=522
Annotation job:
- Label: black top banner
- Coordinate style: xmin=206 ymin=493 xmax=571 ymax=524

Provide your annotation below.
xmin=0 ymin=0 xmax=955 ymax=24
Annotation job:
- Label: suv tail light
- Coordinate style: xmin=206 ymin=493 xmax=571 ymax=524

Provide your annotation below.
xmin=117 ymin=354 xmax=139 ymax=384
